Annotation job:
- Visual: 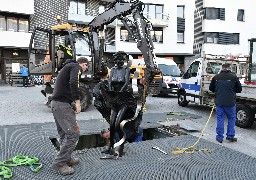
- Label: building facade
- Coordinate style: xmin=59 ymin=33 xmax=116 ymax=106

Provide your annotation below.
xmin=194 ymin=0 xmax=256 ymax=58
xmin=0 ymin=0 xmax=34 ymax=82
xmin=2 ymin=0 xmax=256 ymax=81
xmin=68 ymin=0 xmax=195 ymax=71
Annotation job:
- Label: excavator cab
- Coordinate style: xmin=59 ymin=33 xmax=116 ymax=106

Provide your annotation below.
xmin=28 ymin=24 xmax=91 ymax=76
xmin=28 ymin=27 xmax=53 ymax=75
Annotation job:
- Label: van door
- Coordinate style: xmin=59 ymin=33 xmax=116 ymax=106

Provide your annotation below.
xmin=179 ymin=60 xmax=202 ymax=104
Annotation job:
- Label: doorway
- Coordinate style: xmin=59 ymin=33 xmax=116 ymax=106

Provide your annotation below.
xmin=4 ymin=58 xmax=28 ymax=84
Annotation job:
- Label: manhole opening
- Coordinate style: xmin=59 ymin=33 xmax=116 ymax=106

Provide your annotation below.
xmin=49 ymin=126 xmax=187 ymax=151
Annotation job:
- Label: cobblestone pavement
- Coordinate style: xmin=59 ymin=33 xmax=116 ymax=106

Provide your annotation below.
xmin=1 ymin=84 xmax=256 ymax=158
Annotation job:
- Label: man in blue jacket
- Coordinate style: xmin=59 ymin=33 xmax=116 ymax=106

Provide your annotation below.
xmin=209 ymin=63 xmax=242 ymax=143
xmin=101 ymin=126 xmax=143 ymax=143
xmin=19 ymin=65 xmax=29 ymax=87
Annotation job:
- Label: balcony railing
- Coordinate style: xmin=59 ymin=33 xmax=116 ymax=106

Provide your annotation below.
xmin=117 ymin=12 xmax=170 ymax=27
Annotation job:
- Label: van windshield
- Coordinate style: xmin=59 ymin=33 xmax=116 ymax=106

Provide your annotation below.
xmin=158 ymin=64 xmax=181 ymax=77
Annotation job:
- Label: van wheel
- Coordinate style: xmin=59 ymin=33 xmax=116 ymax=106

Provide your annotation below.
xmin=178 ymin=90 xmax=189 ymax=107
xmin=235 ymin=104 xmax=254 ymax=128
xmin=79 ymin=87 xmax=92 ymax=112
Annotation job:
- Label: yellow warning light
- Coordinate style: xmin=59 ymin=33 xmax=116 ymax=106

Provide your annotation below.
xmin=57 ymin=15 xmax=61 ymax=21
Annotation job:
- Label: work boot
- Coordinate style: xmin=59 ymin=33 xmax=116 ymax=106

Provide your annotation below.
xmin=101 ymin=146 xmax=111 ymax=154
xmin=226 ymin=137 xmax=237 ymax=142
xmin=118 ymin=144 xmax=125 ymax=157
xmin=216 ymin=139 xmax=223 ymax=143
xmin=51 ymin=163 xmax=75 ymax=175
xmin=41 ymin=90 xmax=46 ymax=97
xmin=67 ymin=158 xmax=80 ymax=166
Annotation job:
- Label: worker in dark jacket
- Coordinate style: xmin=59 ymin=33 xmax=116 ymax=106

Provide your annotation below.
xmin=51 ymin=57 xmax=89 ymax=175
xmin=209 ymin=63 xmax=242 ymax=143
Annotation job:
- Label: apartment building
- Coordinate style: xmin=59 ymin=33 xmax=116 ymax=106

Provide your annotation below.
xmin=0 ymin=0 xmax=195 ymax=82
xmin=0 ymin=0 xmax=34 ymax=82
xmin=194 ymin=0 xmax=256 ymax=58
xmin=68 ymin=0 xmax=195 ymax=71
xmin=2 ymin=0 xmax=256 ymax=81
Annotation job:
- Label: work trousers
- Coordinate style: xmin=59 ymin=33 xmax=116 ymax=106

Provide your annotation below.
xmin=51 ymin=100 xmax=80 ymax=166
xmin=216 ymin=105 xmax=236 ymax=141
xmin=22 ymin=76 xmax=28 ymax=87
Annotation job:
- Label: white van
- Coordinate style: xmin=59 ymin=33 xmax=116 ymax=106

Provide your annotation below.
xmin=131 ymin=58 xmax=182 ymax=95
xmin=154 ymin=58 xmax=182 ymax=95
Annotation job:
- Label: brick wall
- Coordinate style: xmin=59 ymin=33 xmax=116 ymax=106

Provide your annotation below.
xmin=30 ymin=0 xmax=69 ymax=47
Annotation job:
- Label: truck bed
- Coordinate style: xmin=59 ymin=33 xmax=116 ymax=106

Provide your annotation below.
xmin=202 ymin=80 xmax=256 ymax=103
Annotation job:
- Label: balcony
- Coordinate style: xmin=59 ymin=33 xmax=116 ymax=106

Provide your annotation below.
xmin=117 ymin=13 xmax=169 ymax=27
xmin=0 ymin=31 xmax=31 ymax=48
xmin=105 ymin=43 xmax=116 ymax=53
xmin=100 ymin=0 xmax=115 ymax=2
xmin=68 ymin=8 xmax=98 ymax=24
xmin=202 ymin=19 xmax=231 ymax=32
xmin=202 ymin=43 xmax=244 ymax=56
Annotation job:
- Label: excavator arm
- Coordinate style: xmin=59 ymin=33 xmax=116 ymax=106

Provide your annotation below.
xmin=89 ymin=0 xmax=160 ymax=83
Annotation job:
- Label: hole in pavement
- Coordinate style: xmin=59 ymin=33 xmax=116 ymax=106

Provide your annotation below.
xmin=49 ymin=126 xmax=187 ymax=151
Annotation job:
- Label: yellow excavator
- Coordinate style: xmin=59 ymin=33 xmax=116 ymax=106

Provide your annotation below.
xmin=28 ymin=0 xmax=162 ymax=111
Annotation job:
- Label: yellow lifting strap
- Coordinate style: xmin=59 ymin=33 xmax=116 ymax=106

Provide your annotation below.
xmin=172 ymin=105 xmax=215 ymax=155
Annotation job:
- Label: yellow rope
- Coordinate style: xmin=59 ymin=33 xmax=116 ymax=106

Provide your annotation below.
xmin=172 ymin=105 xmax=215 ymax=155
xmin=142 ymin=84 xmax=147 ymax=112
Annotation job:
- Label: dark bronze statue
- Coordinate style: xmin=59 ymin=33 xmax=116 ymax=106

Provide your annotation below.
xmin=93 ymin=51 xmax=143 ymax=159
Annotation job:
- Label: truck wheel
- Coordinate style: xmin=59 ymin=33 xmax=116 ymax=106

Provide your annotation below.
xmin=79 ymin=87 xmax=92 ymax=112
xmin=178 ymin=90 xmax=189 ymax=107
xmin=235 ymin=104 xmax=254 ymax=128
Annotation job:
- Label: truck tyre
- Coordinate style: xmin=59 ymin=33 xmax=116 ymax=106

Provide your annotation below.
xmin=79 ymin=87 xmax=92 ymax=112
xmin=235 ymin=104 xmax=254 ymax=128
xmin=178 ymin=90 xmax=189 ymax=107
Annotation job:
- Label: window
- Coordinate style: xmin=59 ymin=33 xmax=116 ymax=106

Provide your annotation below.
xmin=151 ymin=28 xmax=163 ymax=43
xmin=204 ymin=32 xmax=218 ymax=43
xmin=18 ymin=19 xmax=28 ymax=32
xmin=177 ymin=31 xmax=184 ymax=43
xmin=158 ymin=64 xmax=181 ymax=77
xmin=78 ymin=0 xmax=86 ymax=15
xmin=0 ymin=14 xmax=29 ymax=32
xmin=120 ymin=26 xmax=136 ymax=42
xmin=205 ymin=8 xmax=220 ymax=19
xmin=0 ymin=16 xmax=6 ymax=31
xmin=237 ymin=9 xmax=244 ymax=21
xmin=121 ymin=27 xmax=163 ymax=43
xmin=7 ymin=17 xmax=17 ymax=32
xmin=205 ymin=32 xmax=239 ymax=44
xmin=240 ymin=63 xmax=246 ymax=76
xmin=231 ymin=64 xmax=237 ymax=73
xmin=205 ymin=8 xmax=225 ymax=20
xmin=206 ymin=62 xmax=222 ymax=74
xmin=143 ymin=4 xmax=164 ymax=19
xmin=99 ymin=5 xmax=105 ymax=14
xmin=148 ymin=5 xmax=155 ymax=19
xmin=155 ymin=5 xmax=163 ymax=19
xmin=233 ymin=33 xmax=239 ymax=44
xmin=69 ymin=0 xmax=77 ymax=14
xmin=218 ymin=32 xmax=239 ymax=44
xmin=183 ymin=61 xmax=200 ymax=79
xmin=177 ymin=6 xmax=184 ymax=18
xmin=120 ymin=29 xmax=129 ymax=41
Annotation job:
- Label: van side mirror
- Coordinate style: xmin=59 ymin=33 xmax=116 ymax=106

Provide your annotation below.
xmin=180 ymin=71 xmax=184 ymax=76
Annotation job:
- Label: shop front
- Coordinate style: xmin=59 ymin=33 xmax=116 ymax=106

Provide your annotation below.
xmin=2 ymin=49 xmax=28 ymax=84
